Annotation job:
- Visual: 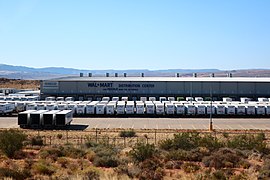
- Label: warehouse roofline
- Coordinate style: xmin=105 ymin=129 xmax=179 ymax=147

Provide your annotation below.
xmin=45 ymin=76 xmax=270 ymax=83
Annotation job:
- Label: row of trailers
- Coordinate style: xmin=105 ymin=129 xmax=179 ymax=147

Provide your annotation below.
xmin=22 ymin=100 xmax=270 ymax=117
xmin=18 ymin=110 xmax=73 ymax=128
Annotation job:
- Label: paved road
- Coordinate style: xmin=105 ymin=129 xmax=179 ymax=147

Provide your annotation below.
xmin=1 ymin=117 xmax=270 ymax=130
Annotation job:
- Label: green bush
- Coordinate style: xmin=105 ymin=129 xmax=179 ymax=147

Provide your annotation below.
xmin=227 ymin=134 xmax=267 ymax=152
xmin=91 ymin=144 xmax=119 ymax=168
xmin=32 ymin=160 xmax=55 ymax=176
xmin=181 ymin=162 xmax=200 ymax=173
xmin=119 ymin=130 xmax=136 ymax=137
xmin=60 ymin=145 xmax=86 ymax=159
xmin=56 ymin=133 xmax=63 ymax=139
xmin=39 ymin=147 xmax=63 ymax=160
xmin=202 ymin=148 xmax=243 ymax=169
xmin=130 ymin=143 xmax=157 ymax=163
xmin=159 ymin=132 xmax=222 ymax=151
xmin=0 ymin=167 xmax=30 ymax=180
xmin=138 ymin=157 xmax=165 ymax=180
xmin=31 ymin=136 xmax=44 ymax=146
xmin=0 ymin=129 xmax=26 ymax=158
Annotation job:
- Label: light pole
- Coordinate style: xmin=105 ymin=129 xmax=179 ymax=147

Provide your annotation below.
xmin=209 ymin=84 xmax=213 ymax=131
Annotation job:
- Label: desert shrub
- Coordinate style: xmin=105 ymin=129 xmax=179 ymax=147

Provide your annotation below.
xmin=138 ymin=157 xmax=165 ymax=180
xmin=79 ymin=167 xmax=100 ymax=180
xmin=202 ymin=148 xmax=243 ymax=169
xmin=0 ymin=129 xmax=27 ymax=158
xmin=85 ymin=140 xmax=98 ymax=148
xmin=258 ymin=160 xmax=270 ymax=180
xmin=227 ymin=134 xmax=267 ymax=152
xmin=159 ymin=132 xmax=222 ymax=151
xmin=91 ymin=144 xmax=119 ymax=168
xmin=130 ymin=143 xmax=157 ymax=163
xmin=85 ymin=150 xmax=96 ymax=161
xmin=31 ymin=136 xmax=44 ymax=146
xmin=60 ymin=145 xmax=86 ymax=159
xmin=166 ymin=147 xmax=210 ymax=162
xmin=0 ymin=167 xmax=30 ymax=180
xmin=119 ymin=130 xmax=136 ymax=137
xmin=181 ymin=162 xmax=200 ymax=173
xmin=93 ymin=155 xmax=119 ymax=168
xmin=116 ymin=164 xmax=141 ymax=178
xmin=57 ymin=157 xmax=69 ymax=168
xmin=39 ymin=147 xmax=63 ymax=161
xmin=32 ymin=160 xmax=55 ymax=176
xmin=211 ymin=170 xmax=227 ymax=180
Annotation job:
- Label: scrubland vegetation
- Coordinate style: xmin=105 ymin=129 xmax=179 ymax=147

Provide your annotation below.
xmin=0 ymin=129 xmax=270 ymax=179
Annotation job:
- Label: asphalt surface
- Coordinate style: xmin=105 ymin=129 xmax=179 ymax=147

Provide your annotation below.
xmin=1 ymin=117 xmax=270 ymax=130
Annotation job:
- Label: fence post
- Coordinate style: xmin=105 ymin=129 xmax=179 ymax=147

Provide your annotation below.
xmin=49 ymin=136 xmax=51 ymax=146
xmin=124 ymin=137 xmax=126 ymax=147
xmin=95 ymin=128 xmax=98 ymax=143
xmin=154 ymin=129 xmax=157 ymax=145
xmin=66 ymin=130 xmax=68 ymax=144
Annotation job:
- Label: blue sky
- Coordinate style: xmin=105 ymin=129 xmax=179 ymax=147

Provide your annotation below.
xmin=0 ymin=0 xmax=269 ymax=70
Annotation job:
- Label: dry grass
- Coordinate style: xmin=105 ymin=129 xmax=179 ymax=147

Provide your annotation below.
xmin=0 ymin=78 xmax=39 ymax=89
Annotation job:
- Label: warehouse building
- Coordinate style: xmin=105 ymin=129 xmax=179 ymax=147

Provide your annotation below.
xmin=40 ymin=73 xmax=270 ymax=101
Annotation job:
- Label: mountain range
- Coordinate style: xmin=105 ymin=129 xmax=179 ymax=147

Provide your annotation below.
xmin=0 ymin=64 xmax=269 ymax=80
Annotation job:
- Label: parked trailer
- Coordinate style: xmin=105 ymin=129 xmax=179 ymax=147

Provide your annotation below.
xmin=223 ymin=97 xmax=232 ymax=102
xmin=155 ymin=103 xmax=165 ymax=115
xmin=145 ymin=102 xmax=155 ymax=114
xmin=206 ymin=105 xmax=216 ymax=115
xmin=102 ymin=97 xmax=110 ymax=102
xmin=36 ymin=103 xmax=46 ymax=110
xmin=46 ymin=103 xmax=57 ymax=111
xmin=29 ymin=110 xmax=48 ymax=127
xmin=65 ymin=97 xmax=74 ymax=101
xmin=176 ymin=104 xmax=185 ymax=115
xmin=106 ymin=102 xmax=116 ymax=115
xmin=136 ymin=102 xmax=145 ymax=114
xmin=126 ymin=101 xmax=135 ymax=114
xmin=186 ymin=104 xmax=196 ymax=115
xmin=56 ymin=97 xmax=65 ymax=101
xmin=112 ymin=97 xmax=119 ymax=102
xmin=96 ymin=103 xmax=106 ymax=115
xmin=86 ymin=101 xmax=99 ymax=114
xmin=195 ymin=97 xmax=204 ymax=102
xmin=165 ymin=103 xmax=175 ymax=115
xmin=121 ymin=97 xmax=128 ymax=102
xmin=43 ymin=110 xmax=61 ymax=127
xmin=26 ymin=103 xmax=37 ymax=110
xmin=258 ymin=98 xmax=269 ymax=102
xmin=226 ymin=105 xmax=236 ymax=115
xmin=67 ymin=104 xmax=77 ymax=114
xmin=256 ymin=105 xmax=266 ymax=115
xmin=76 ymin=104 xmax=86 ymax=115
xmin=215 ymin=105 xmax=226 ymax=115
xmin=240 ymin=97 xmax=250 ymax=103
xmin=159 ymin=97 xmax=166 ymax=102
xmin=18 ymin=110 xmax=37 ymax=127
xmin=196 ymin=104 xmax=206 ymax=115
xmin=117 ymin=101 xmax=126 ymax=114
xmin=0 ymin=103 xmax=15 ymax=114
xmin=45 ymin=97 xmax=55 ymax=101
xmin=236 ymin=105 xmax=246 ymax=115
xmin=167 ymin=97 xmax=175 ymax=101
xmin=15 ymin=102 xmax=26 ymax=112
xmin=149 ymin=97 xmax=156 ymax=101
xmin=140 ymin=97 xmax=147 ymax=102
xmin=57 ymin=104 xmax=67 ymax=111
xmin=246 ymin=105 xmax=256 ymax=115
xmin=55 ymin=110 xmax=73 ymax=126
xmin=266 ymin=105 xmax=270 ymax=115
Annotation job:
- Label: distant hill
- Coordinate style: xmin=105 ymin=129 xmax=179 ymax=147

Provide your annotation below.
xmin=0 ymin=64 xmax=270 ymax=80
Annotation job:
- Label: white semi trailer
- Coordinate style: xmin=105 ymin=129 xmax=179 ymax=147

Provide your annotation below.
xmin=126 ymin=101 xmax=135 ymax=114
xmin=117 ymin=101 xmax=126 ymax=114
xmin=136 ymin=101 xmax=145 ymax=114
xmin=0 ymin=103 xmax=15 ymax=114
